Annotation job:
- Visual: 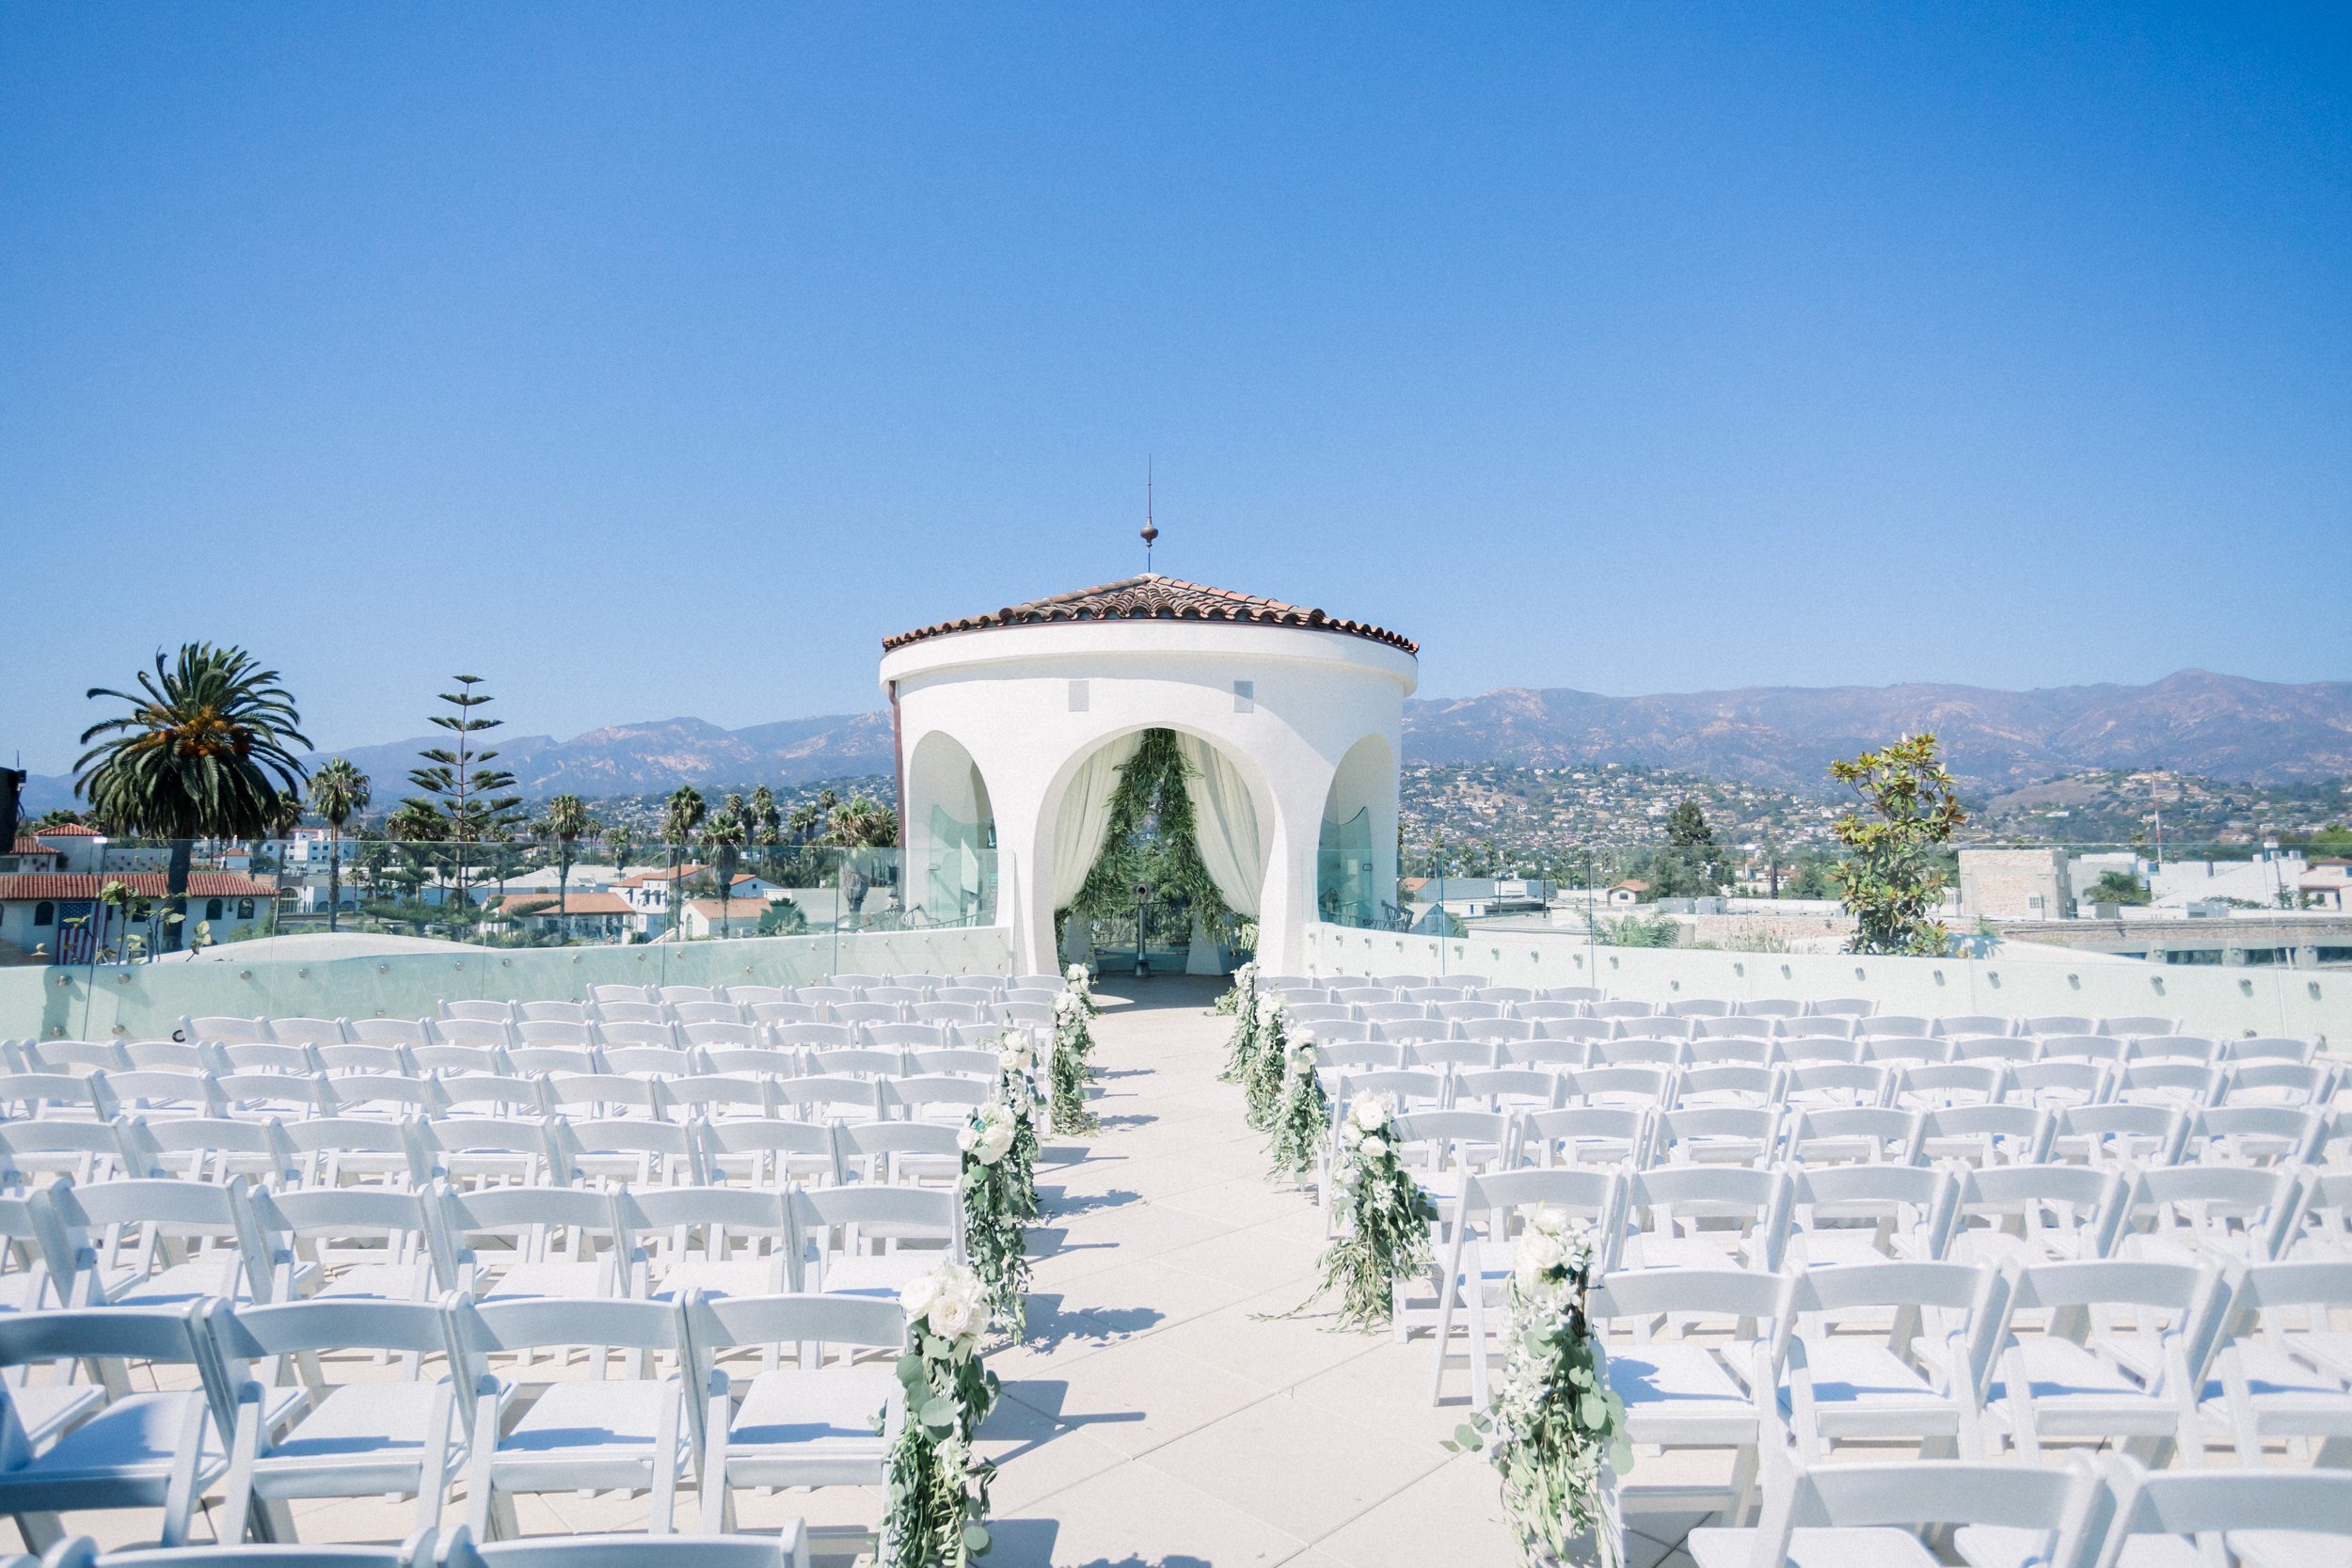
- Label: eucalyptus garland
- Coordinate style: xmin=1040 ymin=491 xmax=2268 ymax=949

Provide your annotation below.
xmin=1065 ymin=727 xmax=1232 ymax=933
xmin=1267 ymin=1035 xmax=1332 ymax=1184
xmin=1444 ymin=1211 xmax=1629 ymax=1568
xmin=1214 ymin=958 xmax=1261 ymax=1020
xmin=1293 ymin=1092 xmax=1437 ymax=1332
xmin=1219 ymin=963 xmax=1264 ymax=1084
xmin=959 ymin=1042 xmax=1039 ymax=1337
xmin=1049 ymin=965 xmax=1100 ymax=1134
xmin=1242 ymin=992 xmax=1289 ymax=1131
xmin=885 ymin=1262 xmax=999 ymax=1568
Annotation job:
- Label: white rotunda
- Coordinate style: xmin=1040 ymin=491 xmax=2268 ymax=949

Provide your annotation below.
xmin=879 ymin=575 xmax=1418 ymax=977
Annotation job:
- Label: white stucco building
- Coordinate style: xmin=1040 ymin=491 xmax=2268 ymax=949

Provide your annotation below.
xmin=879 ymin=574 xmax=1417 ymax=977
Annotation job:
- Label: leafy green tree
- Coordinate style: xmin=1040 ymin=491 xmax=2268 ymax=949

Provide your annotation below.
xmin=1786 ymin=860 xmax=1836 ymax=900
xmin=1647 ymin=798 xmax=1724 ymax=899
xmin=74 ymin=643 xmax=310 ymax=951
xmin=2084 ymin=869 xmax=2151 ymax=907
xmin=1828 ymin=733 xmax=1967 ymax=956
xmin=604 ymin=823 xmax=635 ymax=879
xmin=540 ymin=794 xmax=594 ymax=916
xmin=401 ymin=675 xmax=523 ymax=907
xmin=307 ymin=758 xmax=371 ymax=933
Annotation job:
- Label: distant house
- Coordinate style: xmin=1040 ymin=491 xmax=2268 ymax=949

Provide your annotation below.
xmin=615 ymin=864 xmax=785 ymax=937
xmin=488 ymin=890 xmax=633 ymax=942
xmin=677 ymin=895 xmax=790 ymax=941
xmin=2299 ymin=863 xmax=2351 ymax=911
xmin=1607 ymin=879 xmax=1650 ymax=907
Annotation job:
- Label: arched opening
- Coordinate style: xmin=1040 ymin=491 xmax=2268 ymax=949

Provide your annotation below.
xmin=1047 ymin=726 xmax=1267 ymax=974
xmin=1320 ymin=733 xmax=1395 ymax=927
xmin=903 ymin=730 xmax=997 ymax=927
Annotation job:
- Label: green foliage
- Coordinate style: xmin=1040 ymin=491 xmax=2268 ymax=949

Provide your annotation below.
xmin=1784 ymin=860 xmax=1836 ymax=899
xmin=2084 ymin=868 xmax=2152 ymax=906
xmin=1586 ymin=913 xmax=1678 ymax=948
xmin=1066 ymin=729 xmax=1231 ymax=935
xmin=1829 ymin=732 xmax=1967 ymax=957
xmin=756 ymin=895 xmax=807 ymax=936
xmin=75 ymin=642 xmax=310 ymax=951
xmin=308 ymin=758 xmax=371 ymax=934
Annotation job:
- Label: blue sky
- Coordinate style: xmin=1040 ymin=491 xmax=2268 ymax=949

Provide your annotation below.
xmin=4 ymin=4 xmax=2346 ymax=773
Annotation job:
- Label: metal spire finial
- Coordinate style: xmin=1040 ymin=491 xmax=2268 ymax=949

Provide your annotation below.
xmin=1140 ymin=456 xmax=1158 ymax=572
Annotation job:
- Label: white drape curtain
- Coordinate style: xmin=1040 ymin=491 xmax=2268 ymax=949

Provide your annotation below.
xmin=1048 ymin=734 xmax=1141 ymax=909
xmin=1179 ymin=736 xmax=1265 ymax=918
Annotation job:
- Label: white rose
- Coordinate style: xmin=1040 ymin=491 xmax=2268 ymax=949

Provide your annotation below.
xmin=956 ymin=1125 xmax=980 ymax=1152
xmin=980 ymin=1124 xmax=1015 ymax=1163
xmin=900 ymin=1273 xmax=942 ymax=1318
xmin=928 ymin=1292 xmax=979 ymax=1340
xmin=1348 ymin=1093 xmax=1389 ymax=1133
xmin=1359 ymin=1134 xmax=1389 ymax=1160
xmin=1067 ymin=963 xmax=1086 ymax=982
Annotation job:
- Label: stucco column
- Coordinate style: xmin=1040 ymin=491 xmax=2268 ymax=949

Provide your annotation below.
xmin=1253 ymin=762 xmax=1337 ymax=977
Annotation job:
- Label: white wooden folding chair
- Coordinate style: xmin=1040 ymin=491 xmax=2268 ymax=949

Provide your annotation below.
xmin=1987 ymin=1259 xmax=2227 ymax=1465
xmin=1623 ymin=1166 xmax=1792 ymax=1272
xmin=1787 ymin=1164 xmax=1956 ymax=1266
xmin=2195 ymin=1259 xmax=2352 ymax=1467
xmin=617 ymin=1188 xmax=802 ymax=1301
xmin=1686 ymin=1450 xmax=2102 ymax=1568
xmin=792 ymin=1186 xmax=960 ymax=1301
xmin=451 ymin=1296 xmax=702 ymax=1538
xmin=1774 ymin=1260 xmax=2006 ymax=1462
xmin=1426 ymin=1166 xmax=1623 ymax=1405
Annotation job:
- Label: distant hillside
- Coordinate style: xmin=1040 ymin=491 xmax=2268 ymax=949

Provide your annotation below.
xmin=1402 ymin=670 xmax=2352 ymax=793
xmin=17 ymin=669 xmax=2345 ymax=815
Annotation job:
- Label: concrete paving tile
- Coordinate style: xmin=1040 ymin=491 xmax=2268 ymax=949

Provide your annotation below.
xmin=1008 ymin=1454 xmax=1307 ymax=1568
xmin=1310 ymin=1449 xmax=1520 ymax=1568
xmin=998 ymin=1337 xmax=1277 ymax=1459
xmin=1143 ymin=1391 xmax=1454 ymax=1542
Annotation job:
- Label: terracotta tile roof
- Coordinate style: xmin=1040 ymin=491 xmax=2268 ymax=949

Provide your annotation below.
xmin=31 ymin=824 xmax=99 ymax=837
xmin=495 ymin=891 xmax=632 ymax=917
xmin=10 ymin=838 xmax=56 ymax=856
xmin=882 ymin=573 xmax=1418 ymax=655
xmin=0 ymin=873 xmax=280 ymax=901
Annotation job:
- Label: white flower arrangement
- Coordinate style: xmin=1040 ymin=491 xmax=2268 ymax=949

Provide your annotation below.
xmin=1446 ymin=1210 xmax=1629 ymax=1568
xmin=885 ymin=1260 xmax=1001 ymax=1567
xmin=962 ymin=1066 xmax=1040 ymax=1336
xmin=1049 ymin=986 xmax=1100 ymax=1134
xmin=1242 ymin=995 xmax=1289 ymax=1131
xmin=1289 ymin=1092 xmax=1436 ymax=1332
xmin=1266 ymin=1036 xmax=1332 ymax=1184
xmin=957 ymin=1101 xmax=1019 ymax=1166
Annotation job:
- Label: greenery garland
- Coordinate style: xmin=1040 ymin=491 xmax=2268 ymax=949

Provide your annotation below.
xmin=885 ymin=1262 xmax=999 ymax=1568
xmin=1218 ymin=962 xmax=1263 ymax=1082
xmin=1292 ymin=1092 xmax=1437 ymax=1332
xmin=1267 ymin=1035 xmax=1333 ymax=1184
xmin=959 ymin=1038 xmax=1040 ymax=1337
xmin=1064 ymin=727 xmax=1232 ymax=934
xmin=1444 ymin=1211 xmax=1629 ymax=1568
xmin=1242 ymin=993 xmax=1289 ymax=1131
xmin=1049 ymin=965 xmax=1100 ymax=1134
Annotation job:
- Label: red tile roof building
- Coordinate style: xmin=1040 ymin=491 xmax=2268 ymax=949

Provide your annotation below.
xmin=882 ymin=573 xmax=1417 ymax=655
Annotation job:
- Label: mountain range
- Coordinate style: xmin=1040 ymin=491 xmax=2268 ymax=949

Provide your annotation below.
xmin=16 ymin=669 xmax=2349 ymax=815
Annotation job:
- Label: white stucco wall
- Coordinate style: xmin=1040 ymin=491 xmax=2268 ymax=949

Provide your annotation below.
xmin=881 ymin=619 xmax=1416 ymax=975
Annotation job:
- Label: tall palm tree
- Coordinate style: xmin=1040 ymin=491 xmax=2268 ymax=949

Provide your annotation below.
xmin=541 ymin=794 xmax=594 ymax=917
xmin=75 ymin=643 xmax=310 ymax=952
xmin=660 ymin=786 xmax=706 ymax=941
xmin=704 ymin=802 xmax=747 ymax=940
xmin=307 ymin=758 xmax=371 ymax=934
xmin=605 ymin=823 xmax=635 ymax=879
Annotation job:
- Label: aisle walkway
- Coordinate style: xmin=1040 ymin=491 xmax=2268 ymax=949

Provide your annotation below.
xmin=969 ymin=974 xmax=1529 ymax=1568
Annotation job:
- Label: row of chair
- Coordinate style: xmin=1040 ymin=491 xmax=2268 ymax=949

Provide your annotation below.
xmin=0 ymin=1173 xmax=961 ymax=1320
xmin=1319 ymin=1056 xmax=2339 ymax=1121
xmin=7 ymin=1528 xmax=809 ymax=1568
xmin=174 ymin=997 xmax=1050 ymax=1048
xmin=0 ymin=1289 xmax=926 ymax=1551
xmin=1 ymin=1108 xmax=978 ymax=1195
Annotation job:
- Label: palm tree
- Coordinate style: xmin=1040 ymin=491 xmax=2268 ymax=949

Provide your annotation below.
xmin=307 ymin=758 xmax=371 ymax=934
xmin=822 ymin=794 xmax=898 ymax=925
xmin=541 ymin=794 xmax=594 ymax=917
xmin=704 ymin=800 xmax=747 ymax=940
xmin=75 ymin=643 xmax=310 ymax=952
xmin=660 ymin=786 xmax=706 ymax=941
xmin=604 ymin=823 xmax=635 ymax=879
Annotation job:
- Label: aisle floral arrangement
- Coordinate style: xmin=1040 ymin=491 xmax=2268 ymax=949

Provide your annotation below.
xmin=1216 ymin=958 xmax=1262 ymax=1045
xmin=885 ymin=1261 xmax=1001 ymax=1568
xmin=1049 ymin=962 xmax=1100 ymax=1134
xmin=1292 ymin=1092 xmax=1436 ymax=1331
xmin=1442 ymin=1208 xmax=1629 ymax=1568
xmin=959 ymin=1040 xmax=1039 ymax=1336
xmin=1266 ymin=1035 xmax=1332 ymax=1184
xmin=1241 ymin=990 xmax=1289 ymax=1131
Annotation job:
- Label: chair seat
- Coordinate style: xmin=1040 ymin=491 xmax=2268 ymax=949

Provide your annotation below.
xmin=1790 ymin=1341 xmax=1958 ymax=1433
xmin=314 ymin=1260 xmax=429 ymax=1303
xmin=818 ymin=1252 xmax=947 ymax=1299
xmin=491 ymin=1379 xmax=685 ymax=1491
xmin=721 ymin=1368 xmax=900 ymax=1486
xmin=2233 ymin=1531 xmax=2352 ymax=1568
xmin=103 ymin=1258 xmax=250 ymax=1307
xmin=1793 ymin=1229 xmax=1913 ymax=1269
xmin=477 ymin=1260 xmax=612 ymax=1301
xmin=1627 ymin=1233 xmax=1757 ymax=1272
xmin=1691 ymin=1526 xmax=1940 ymax=1568
xmin=2201 ymin=1344 xmax=2352 ymax=1433
xmin=1991 ymin=1340 xmax=2181 ymax=1436
xmin=1957 ymin=1524 xmax=2190 ymax=1568
xmin=1607 ymin=1342 xmax=1759 ymax=1445
xmin=0 ymin=1391 xmax=223 ymax=1509
xmin=4 ymin=1382 xmax=106 ymax=1447
xmin=253 ymin=1383 xmax=450 ymax=1497
xmin=650 ymin=1258 xmax=791 ymax=1301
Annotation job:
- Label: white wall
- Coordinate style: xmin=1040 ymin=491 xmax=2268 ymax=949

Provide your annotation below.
xmin=1299 ymin=922 xmax=2350 ymax=1043
xmin=0 ymin=926 xmax=1016 ymax=1042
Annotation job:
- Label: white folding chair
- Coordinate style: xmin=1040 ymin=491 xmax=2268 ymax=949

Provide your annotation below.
xmin=791 ymin=1186 xmax=960 ymax=1300
xmin=1686 ymin=1451 xmax=2102 ymax=1568
xmin=450 ymin=1297 xmax=701 ymax=1538
xmin=617 ymin=1188 xmax=802 ymax=1301
xmin=2195 ymin=1259 xmax=2352 ymax=1466
xmin=1774 ymin=1260 xmax=2006 ymax=1462
xmin=1426 ymin=1166 xmax=1623 ymax=1406
xmin=1987 ymin=1259 xmax=2227 ymax=1464
xmin=440 ymin=1186 xmax=636 ymax=1302
xmin=1624 ymin=1166 xmax=1791 ymax=1272
xmin=1787 ymin=1165 xmax=1957 ymax=1266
